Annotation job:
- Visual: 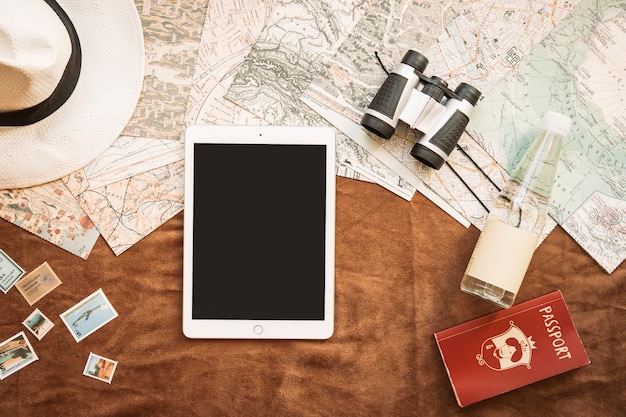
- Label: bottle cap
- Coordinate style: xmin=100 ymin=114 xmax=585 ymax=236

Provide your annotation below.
xmin=541 ymin=111 xmax=572 ymax=136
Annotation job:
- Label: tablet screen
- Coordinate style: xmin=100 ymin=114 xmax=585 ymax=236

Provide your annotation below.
xmin=192 ymin=143 xmax=327 ymax=320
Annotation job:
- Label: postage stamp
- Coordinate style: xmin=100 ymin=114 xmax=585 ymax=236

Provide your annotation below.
xmin=82 ymin=352 xmax=118 ymax=384
xmin=0 ymin=249 xmax=25 ymax=294
xmin=0 ymin=331 xmax=39 ymax=380
xmin=59 ymin=288 xmax=119 ymax=343
xmin=15 ymin=261 xmax=62 ymax=305
xmin=23 ymin=308 xmax=55 ymax=341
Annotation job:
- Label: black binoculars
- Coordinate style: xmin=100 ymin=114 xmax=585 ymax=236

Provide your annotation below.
xmin=361 ymin=50 xmax=481 ymax=169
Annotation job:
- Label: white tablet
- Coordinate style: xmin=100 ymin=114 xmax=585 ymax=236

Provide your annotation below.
xmin=183 ymin=125 xmax=335 ymax=339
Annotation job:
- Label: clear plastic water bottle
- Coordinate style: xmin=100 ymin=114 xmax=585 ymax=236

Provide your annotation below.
xmin=460 ymin=111 xmax=571 ymax=308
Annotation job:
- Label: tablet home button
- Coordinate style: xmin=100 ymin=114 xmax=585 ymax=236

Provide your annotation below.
xmin=253 ymin=325 xmax=263 ymax=335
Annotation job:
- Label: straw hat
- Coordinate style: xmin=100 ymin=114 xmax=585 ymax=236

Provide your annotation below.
xmin=0 ymin=0 xmax=145 ymax=189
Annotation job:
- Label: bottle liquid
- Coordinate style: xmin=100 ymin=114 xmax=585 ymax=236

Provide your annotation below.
xmin=460 ymin=111 xmax=571 ymax=308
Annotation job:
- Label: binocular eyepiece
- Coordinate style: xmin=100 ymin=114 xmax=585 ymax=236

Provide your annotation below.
xmin=361 ymin=50 xmax=481 ymax=169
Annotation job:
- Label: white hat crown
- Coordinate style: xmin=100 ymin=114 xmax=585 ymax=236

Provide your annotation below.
xmin=0 ymin=0 xmax=73 ymax=112
xmin=0 ymin=0 xmax=145 ymax=189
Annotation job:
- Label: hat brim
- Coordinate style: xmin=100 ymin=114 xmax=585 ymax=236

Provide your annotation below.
xmin=0 ymin=0 xmax=145 ymax=189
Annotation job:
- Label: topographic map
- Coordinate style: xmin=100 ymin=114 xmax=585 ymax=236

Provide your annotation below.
xmin=225 ymin=0 xmax=373 ymax=126
xmin=62 ymin=136 xmax=185 ymax=255
xmin=183 ymin=0 xmax=275 ymax=127
xmin=126 ymin=0 xmax=209 ymax=141
xmin=64 ymin=160 xmax=184 ymax=255
xmin=467 ymin=0 xmax=626 ymax=272
xmin=302 ymin=0 xmax=579 ymax=228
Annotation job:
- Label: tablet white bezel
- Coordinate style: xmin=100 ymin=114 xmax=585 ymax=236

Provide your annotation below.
xmin=183 ymin=125 xmax=335 ymax=339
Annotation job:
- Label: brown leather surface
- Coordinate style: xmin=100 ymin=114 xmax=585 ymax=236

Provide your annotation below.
xmin=0 ymin=176 xmax=624 ymax=416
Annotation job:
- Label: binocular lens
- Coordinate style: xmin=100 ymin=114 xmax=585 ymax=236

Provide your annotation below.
xmin=411 ymin=83 xmax=481 ymax=169
xmin=400 ymin=50 xmax=428 ymax=72
xmin=361 ymin=113 xmax=396 ymax=139
xmin=361 ymin=50 xmax=429 ymax=139
xmin=410 ymin=110 xmax=470 ymax=169
xmin=455 ymin=83 xmax=481 ymax=106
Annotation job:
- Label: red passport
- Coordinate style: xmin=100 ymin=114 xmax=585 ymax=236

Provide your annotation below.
xmin=435 ymin=290 xmax=590 ymax=407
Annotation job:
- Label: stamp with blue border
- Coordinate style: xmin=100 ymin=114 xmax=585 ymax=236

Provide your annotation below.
xmin=0 ymin=249 xmax=25 ymax=294
xmin=59 ymin=288 xmax=118 ymax=342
